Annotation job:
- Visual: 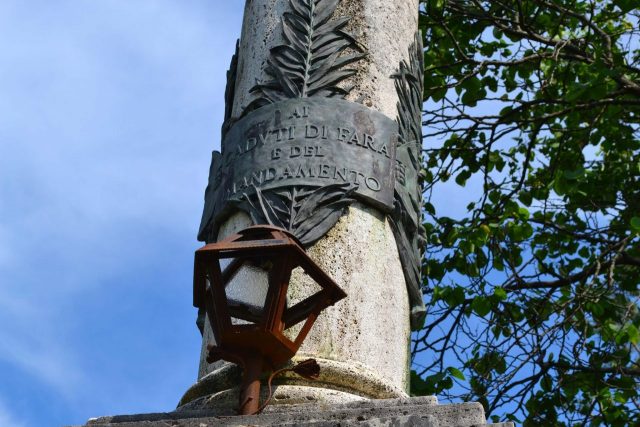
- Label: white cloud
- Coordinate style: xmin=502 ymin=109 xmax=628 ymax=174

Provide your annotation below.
xmin=0 ymin=331 xmax=85 ymax=400
xmin=0 ymin=284 xmax=85 ymax=399
xmin=0 ymin=398 xmax=26 ymax=427
xmin=0 ymin=226 xmax=12 ymax=269
xmin=0 ymin=0 xmax=242 ymax=290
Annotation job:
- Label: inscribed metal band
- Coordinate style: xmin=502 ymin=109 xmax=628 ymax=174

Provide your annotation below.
xmin=220 ymin=98 xmax=397 ymax=212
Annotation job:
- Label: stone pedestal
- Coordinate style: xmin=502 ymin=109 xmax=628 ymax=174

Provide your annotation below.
xmin=76 ymin=397 xmax=515 ymax=427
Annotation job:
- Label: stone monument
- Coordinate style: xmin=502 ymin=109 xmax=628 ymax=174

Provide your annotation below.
xmin=181 ymin=0 xmax=426 ymax=411
xmin=74 ymin=1 xmax=514 ymax=425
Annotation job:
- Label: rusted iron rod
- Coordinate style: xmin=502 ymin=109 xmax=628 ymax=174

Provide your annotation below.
xmin=239 ymin=355 xmax=263 ymax=416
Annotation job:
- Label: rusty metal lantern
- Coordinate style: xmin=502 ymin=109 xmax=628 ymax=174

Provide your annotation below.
xmin=193 ymin=225 xmax=347 ymax=415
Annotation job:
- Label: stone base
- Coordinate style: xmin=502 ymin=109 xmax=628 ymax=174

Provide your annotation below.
xmin=76 ymin=396 xmax=514 ymax=427
xmin=179 ymin=357 xmax=408 ymax=414
xmin=179 ymin=385 xmax=369 ymax=415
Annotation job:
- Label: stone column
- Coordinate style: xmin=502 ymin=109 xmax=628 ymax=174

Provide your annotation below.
xmin=179 ymin=0 xmax=424 ymax=412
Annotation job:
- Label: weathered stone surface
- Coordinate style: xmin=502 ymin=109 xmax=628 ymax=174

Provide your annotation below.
xmin=191 ymin=205 xmax=411 ymax=406
xmin=231 ymin=0 xmax=420 ymax=120
xmin=182 ymin=357 xmax=407 ymax=412
xmin=189 ymin=0 xmax=419 ymax=410
xmin=76 ymin=397 xmax=514 ymax=427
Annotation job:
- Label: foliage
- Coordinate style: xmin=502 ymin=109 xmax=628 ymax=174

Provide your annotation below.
xmin=240 ymin=184 xmax=356 ymax=246
xmin=249 ymin=0 xmax=365 ymax=111
xmin=394 ymin=33 xmax=429 ymax=328
xmin=413 ymin=0 xmax=640 ymax=425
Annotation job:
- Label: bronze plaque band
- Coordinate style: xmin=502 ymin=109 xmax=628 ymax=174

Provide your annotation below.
xmin=220 ymin=98 xmax=398 ymax=212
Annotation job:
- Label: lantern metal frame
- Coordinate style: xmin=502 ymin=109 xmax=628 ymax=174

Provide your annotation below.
xmin=193 ymin=225 xmax=347 ymax=415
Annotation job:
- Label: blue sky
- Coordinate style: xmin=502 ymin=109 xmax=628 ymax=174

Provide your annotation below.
xmin=0 ymin=2 xmax=244 ymax=426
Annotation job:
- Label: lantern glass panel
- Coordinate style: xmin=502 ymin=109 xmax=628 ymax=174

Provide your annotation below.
xmin=225 ymin=263 xmax=270 ymax=324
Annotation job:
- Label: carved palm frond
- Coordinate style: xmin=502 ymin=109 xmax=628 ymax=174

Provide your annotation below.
xmin=240 ymin=184 xmax=356 ymax=246
xmin=292 ymin=184 xmax=356 ymax=244
xmin=391 ymin=32 xmax=427 ymax=330
xmin=393 ymin=32 xmax=425 ymax=221
xmin=249 ymin=0 xmax=366 ymax=109
xmin=222 ymin=40 xmax=240 ymax=138
xmin=394 ymin=32 xmax=424 ymax=153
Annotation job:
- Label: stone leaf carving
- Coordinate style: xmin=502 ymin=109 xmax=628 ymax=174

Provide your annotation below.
xmin=237 ymin=183 xmax=357 ymax=247
xmin=391 ymin=32 xmax=427 ymax=330
xmin=199 ymin=0 xmax=369 ymax=249
xmin=222 ymin=39 xmax=240 ymax=138
xmin=198 ymin=43 xmax=241 ymax=244
xmin=247 ymin=0 xmax=366 ymax=112
xmin=198 ymin=152 xmax=226 ymax=243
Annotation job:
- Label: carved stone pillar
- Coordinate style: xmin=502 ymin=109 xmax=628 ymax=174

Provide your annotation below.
xmin=179 ymin=0 xmax=425 ymax=412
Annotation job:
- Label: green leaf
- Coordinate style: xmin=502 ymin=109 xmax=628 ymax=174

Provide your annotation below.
xmin=616 ymin=0 xmax=636 ymax=13
xmin=493 ymin=287 xmax=508 ymax=301
xmin=410 ymin=371 xmax=430 ymax=396
xmin=455 ymin=169 xmax=472 ymax=186
xmin=563 ymin=168 xmax=585 ymax=180
xmin=441 ymin=376 xmax=454 ymax=390
xmin=442 ymin=286 xmax=466 ymax=307
xmin=626 ymin=324 xmax=639 ymax=345
xmin=447 ymin=367 xmax=466 ymax=381
xmin=472 ymin=296 xmax=492 ymax=317
xmin=631 ymin=217 xmax=640 ymax=233
xmin=518 ymin=191 xmax=533 ymax=206
xmin=517 ymin=207 xmax=530 ymax=220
